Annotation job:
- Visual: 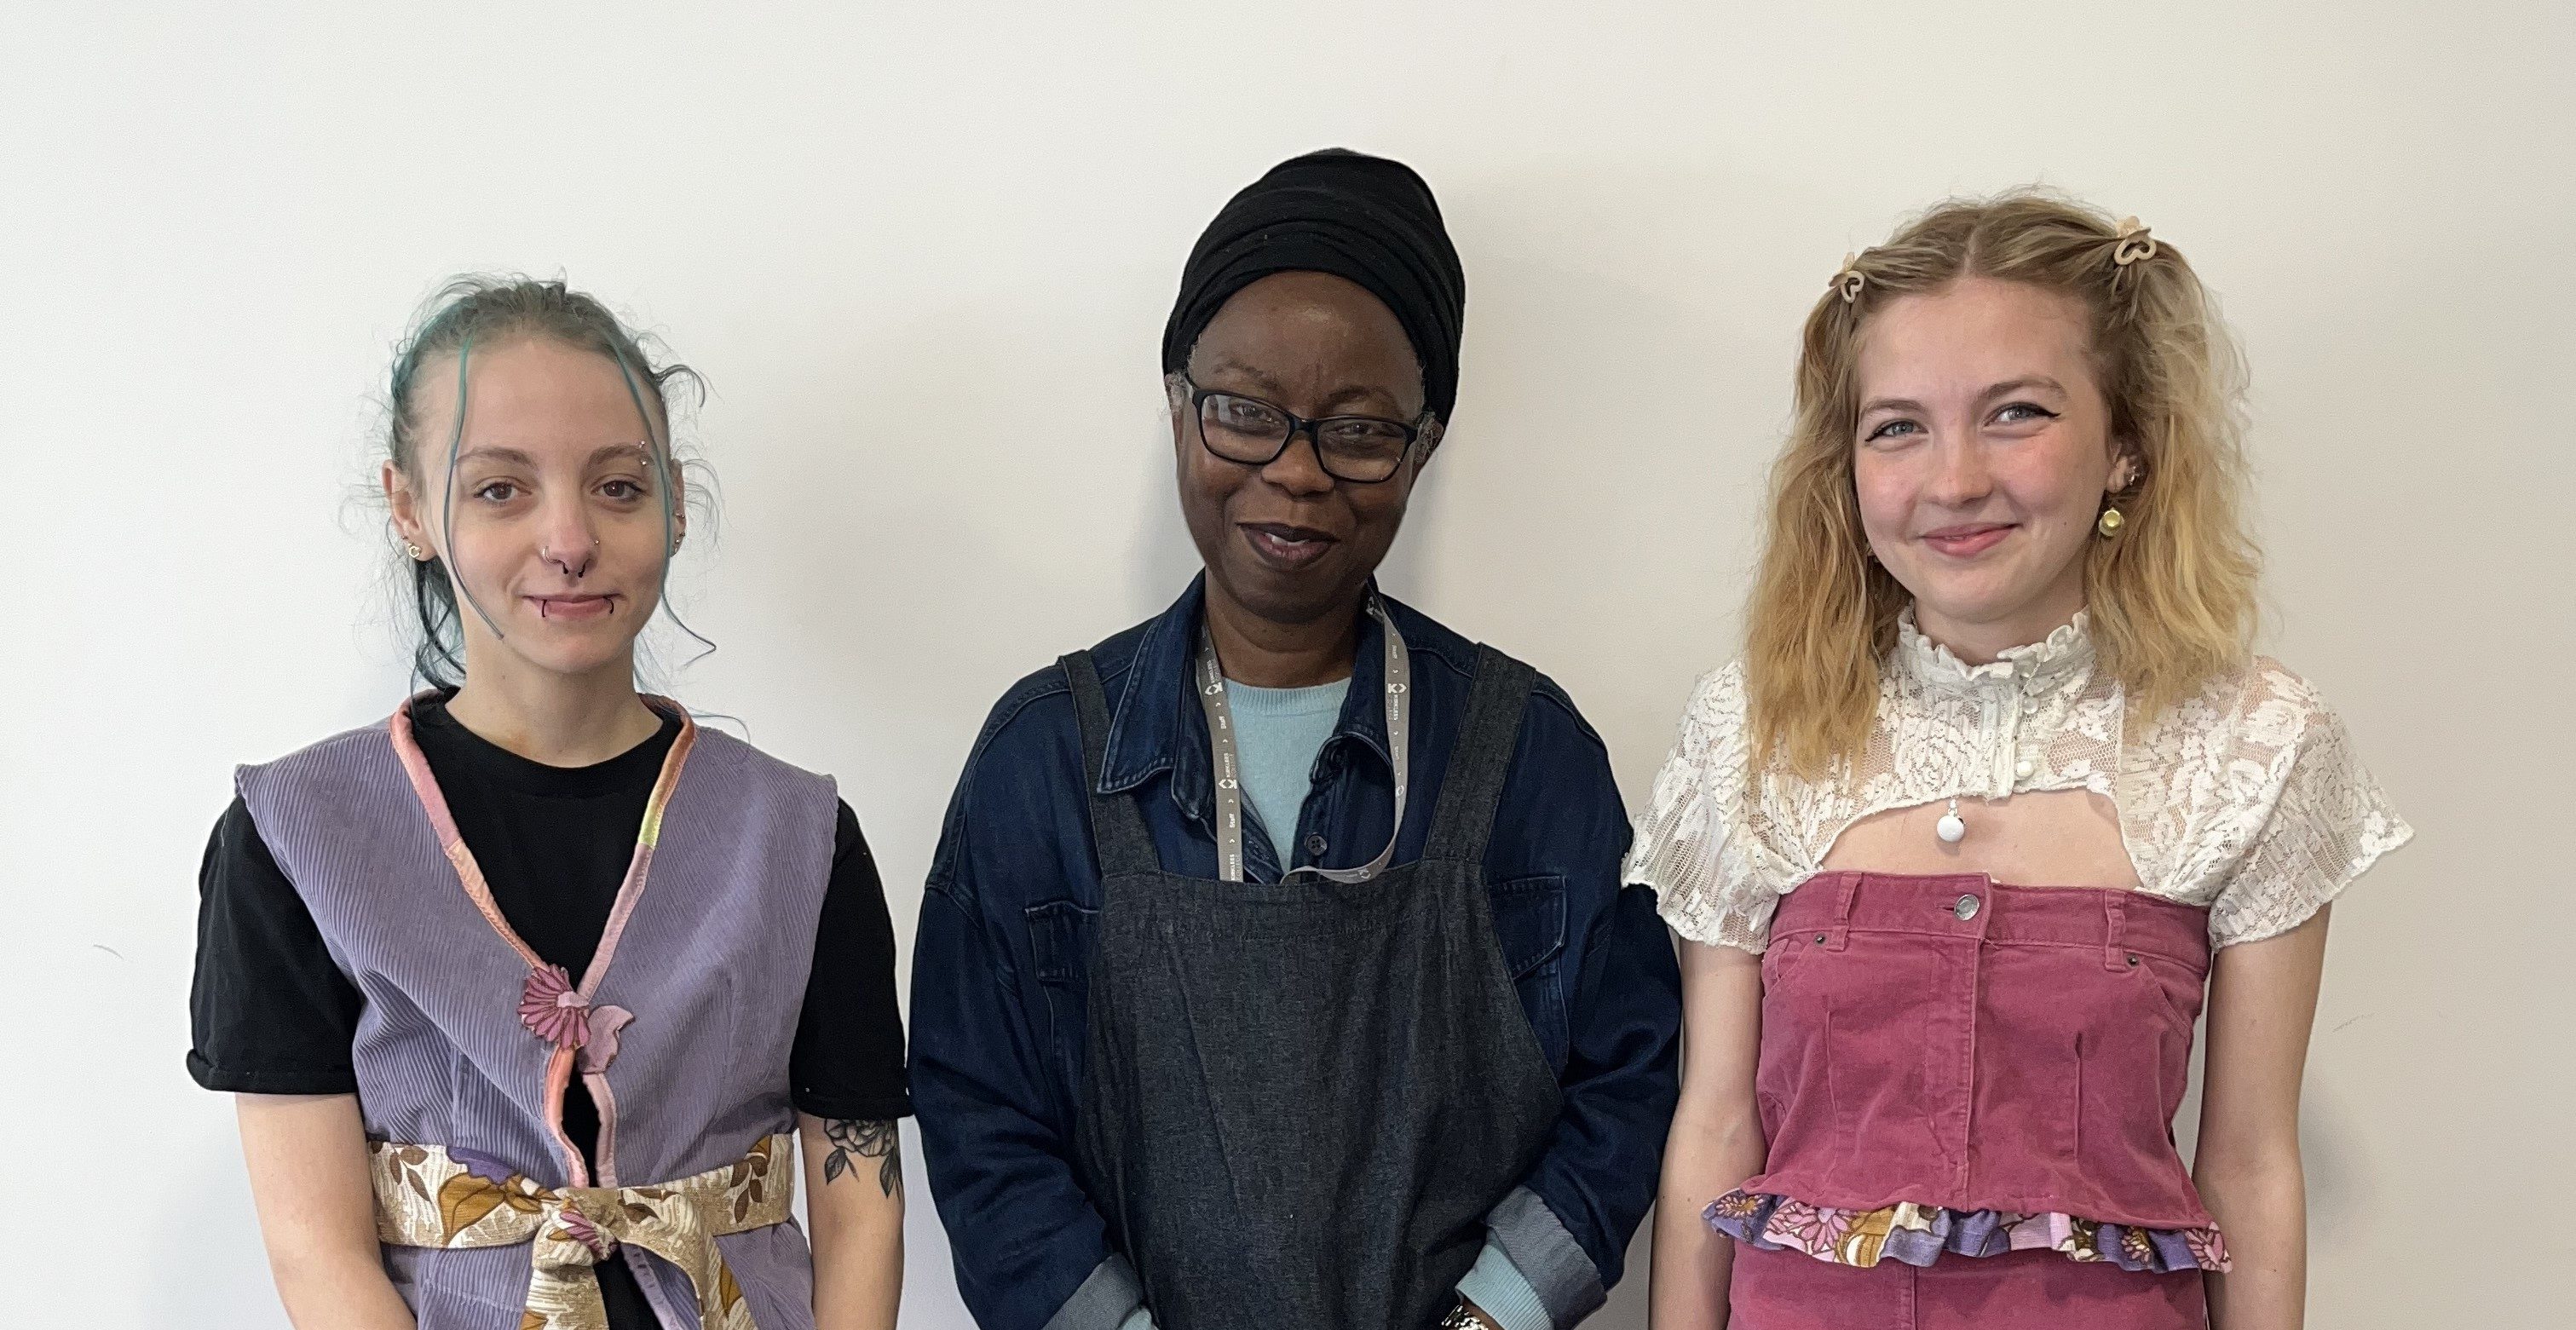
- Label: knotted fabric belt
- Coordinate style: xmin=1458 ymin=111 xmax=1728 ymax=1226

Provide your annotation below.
xmin=370 ymin=1132 xmax=794 ymax=1330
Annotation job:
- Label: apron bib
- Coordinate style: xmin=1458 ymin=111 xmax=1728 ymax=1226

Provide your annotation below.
xmin=1061 ymin=644 xmax=1561 ymax=1330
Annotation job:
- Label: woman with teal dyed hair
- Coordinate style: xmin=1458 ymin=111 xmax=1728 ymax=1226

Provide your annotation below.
xmin=187 ymin=279 xmax=910 ymax=1330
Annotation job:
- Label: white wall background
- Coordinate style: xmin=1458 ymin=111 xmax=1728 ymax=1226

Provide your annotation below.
xmin=3 ymin=3 xmax=2567 ymax=1325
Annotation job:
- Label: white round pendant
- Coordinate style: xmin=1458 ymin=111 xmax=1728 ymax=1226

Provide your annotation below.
xmin=1935 ymin=807 xmax=1967 ymax=843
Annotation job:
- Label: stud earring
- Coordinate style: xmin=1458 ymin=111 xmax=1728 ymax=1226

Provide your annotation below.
xmin=2096 ymin=508 xmax=2125 ymax=538
xmin=405 ymin=541 xmax=428 ymax=560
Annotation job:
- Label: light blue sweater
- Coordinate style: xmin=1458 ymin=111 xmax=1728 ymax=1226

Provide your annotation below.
xmin=1221 ymin=677 xmax=1349 ymax=867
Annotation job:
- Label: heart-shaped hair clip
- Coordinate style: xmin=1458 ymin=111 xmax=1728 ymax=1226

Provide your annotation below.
xmin=2113 ymin=216 xmax=2158 ymax=267
xmin=1832 ymin=251 xmax=1867 ymax=304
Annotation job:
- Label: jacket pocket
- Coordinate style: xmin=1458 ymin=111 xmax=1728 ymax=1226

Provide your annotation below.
xmin=1023 ymin=899 xmax=1097 ymax=1087
xmin=1487 ymin=874 xmax=1569 ymax=1069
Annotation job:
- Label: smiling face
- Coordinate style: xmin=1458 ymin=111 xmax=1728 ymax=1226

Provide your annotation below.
xmin=1173 ymin=270 xmax=1437 ymax=631
xmin=385 ymin=337 xmax=681 ymax=685
xmin=1851 ymin=276 xmax=2132 ymax=658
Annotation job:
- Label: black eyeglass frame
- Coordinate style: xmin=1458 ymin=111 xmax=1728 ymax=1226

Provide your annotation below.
xmin=1169 ymin=372 xmax=1439 ymax=485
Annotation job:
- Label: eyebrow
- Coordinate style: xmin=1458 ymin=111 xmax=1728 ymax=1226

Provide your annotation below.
xmin=1201 ymin=360 xmax=1287 ymax=396
xmin=453 ymin=442 xmax=653 ymax=469
xmin=1201 ymin=360 xmax=1409 ymax=417
xmin=1980 ymin=376 xmax=2067 ymax=401
xmin=1857 ymin=377 xmax=2071 ymax=417
xmin=1317 ymin=386 xmax=1403 ymax=415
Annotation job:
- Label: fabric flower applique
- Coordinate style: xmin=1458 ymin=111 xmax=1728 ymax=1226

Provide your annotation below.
xmin=517 ymin=964 xmax=633 ymax=1069
xmin=519 ymin=964 xmax=592 ymax=1049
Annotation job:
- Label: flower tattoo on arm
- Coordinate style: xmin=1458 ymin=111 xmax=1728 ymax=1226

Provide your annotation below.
xmin=821 ymin=1119 xmax=902 ymax=1199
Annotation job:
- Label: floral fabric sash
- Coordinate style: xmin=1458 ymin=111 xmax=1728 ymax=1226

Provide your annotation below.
xmin=371 ymin=1132 xmax=795 ymax=1330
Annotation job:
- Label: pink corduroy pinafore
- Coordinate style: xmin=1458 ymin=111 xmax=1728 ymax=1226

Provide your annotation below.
xmin=1726 ymin=871 xmax=2220 ymax=1329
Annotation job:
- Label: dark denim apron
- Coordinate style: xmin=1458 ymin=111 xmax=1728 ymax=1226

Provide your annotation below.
xmin=1059 ymin=644 xmax=1564 ymax=1330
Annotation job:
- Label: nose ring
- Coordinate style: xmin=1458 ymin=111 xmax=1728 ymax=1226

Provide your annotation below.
xmin=543 ymin=538 xmax=600 ymax=568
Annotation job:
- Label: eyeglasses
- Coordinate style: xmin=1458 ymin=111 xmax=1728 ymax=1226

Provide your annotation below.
xmin=1173 ymin=373 xmax=1433 ymax=484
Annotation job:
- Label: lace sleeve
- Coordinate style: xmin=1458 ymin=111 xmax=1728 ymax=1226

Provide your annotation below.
xmin=2204 ymin=664 xmax=2413 ymax=947
xmin=1622 ymin=664 xmax=1781 ymax=952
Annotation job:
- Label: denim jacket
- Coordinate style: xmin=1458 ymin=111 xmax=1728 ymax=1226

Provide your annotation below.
xmin=910 ymin=579 xmax=1681 ymax=1330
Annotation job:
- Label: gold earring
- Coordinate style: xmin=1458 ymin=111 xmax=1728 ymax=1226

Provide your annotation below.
xmin=2096 ymin=508 xmax=2125 ymax=538
xmin=405 ymin=541 xmax=428 ymax=560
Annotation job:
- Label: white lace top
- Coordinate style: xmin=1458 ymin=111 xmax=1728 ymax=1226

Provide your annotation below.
xmin=1624 ymin=611 xmax=2412 ymax=952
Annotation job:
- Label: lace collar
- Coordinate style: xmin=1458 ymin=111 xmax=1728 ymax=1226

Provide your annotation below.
xmin=1893 ymin=607 xmax=2097 ymax=696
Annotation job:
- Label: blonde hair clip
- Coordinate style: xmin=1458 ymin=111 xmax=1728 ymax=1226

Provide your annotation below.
xmin=1832 ymin=252 xmax=1867 ymax=303
xmin=2112 ymin=216 xmax=2158 ymax=267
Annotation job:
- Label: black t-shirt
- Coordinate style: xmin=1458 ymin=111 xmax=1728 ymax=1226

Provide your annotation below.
xmin=189 ymin=699 xmax=908 ymax=1327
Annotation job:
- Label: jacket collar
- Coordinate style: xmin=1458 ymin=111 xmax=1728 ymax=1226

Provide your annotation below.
xmin=1098 ymin=573 xmax=1398 ymax=823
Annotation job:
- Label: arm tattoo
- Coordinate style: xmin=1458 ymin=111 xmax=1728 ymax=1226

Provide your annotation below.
xmin=821 ymin=1119 xmax=902 ymax=1198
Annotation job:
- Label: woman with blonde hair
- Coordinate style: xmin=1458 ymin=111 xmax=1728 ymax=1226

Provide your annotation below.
xmin=1636 ymin=194 xmax=2408 ymax=1328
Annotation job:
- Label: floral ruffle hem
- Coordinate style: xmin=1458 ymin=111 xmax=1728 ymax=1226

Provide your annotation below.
xmin=1705 ymin=1188 xmax=2230 ymax=1274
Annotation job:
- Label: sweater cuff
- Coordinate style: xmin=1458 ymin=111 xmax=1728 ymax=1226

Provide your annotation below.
xmin=1456 ymin=1235 xmax=1553 ymax=1330
xmin=1043 ymin=1254 xmax=1145 ymax=1330
xmin=1484 ymin=1185 xmax=1607 ymax=1327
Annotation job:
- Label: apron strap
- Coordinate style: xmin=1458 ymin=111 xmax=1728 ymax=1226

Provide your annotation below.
xmin=1421 ymin=645 xmax=1537 ymax=867
xmin=1061 ymin=651 xmax=1164 ymax=879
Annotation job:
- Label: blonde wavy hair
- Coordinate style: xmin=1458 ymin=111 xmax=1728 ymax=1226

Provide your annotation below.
xmin=1746 ymin=191 xmax=2260 ymax=777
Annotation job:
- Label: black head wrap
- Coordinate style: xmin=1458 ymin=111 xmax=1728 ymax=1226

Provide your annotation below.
xmin=1161 ymin=148 xmax=1467 ymax=422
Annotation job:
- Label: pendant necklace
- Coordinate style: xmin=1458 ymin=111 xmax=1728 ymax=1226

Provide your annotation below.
xmin=1936 ymin=797 xmax=1966 ymax=844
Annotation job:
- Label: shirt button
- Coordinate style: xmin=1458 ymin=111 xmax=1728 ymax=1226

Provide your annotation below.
xmin=2014 ymin=757 xmax=2037 ymax=780
xmin=1303 ymin=832 xmax=1328 ymax=857
xmin=1953 ymin=894 xmax=1980 ymax=920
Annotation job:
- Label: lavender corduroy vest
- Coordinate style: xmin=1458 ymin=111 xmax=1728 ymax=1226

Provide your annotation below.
xmin=238 ymin=700 xmax=837 ymax=1329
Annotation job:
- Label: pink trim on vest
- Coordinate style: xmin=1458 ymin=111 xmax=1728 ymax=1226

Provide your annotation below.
xmin=386 ymin=691 xmax=698 ymax=1189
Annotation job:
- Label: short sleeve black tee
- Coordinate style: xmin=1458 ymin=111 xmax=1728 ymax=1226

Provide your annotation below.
xmin=188 ymin=697 xmax=913 ymax=1137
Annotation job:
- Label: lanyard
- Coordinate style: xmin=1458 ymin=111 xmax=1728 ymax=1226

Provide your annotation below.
xmin=1196 ymin=599 xmax=1409 ymax=884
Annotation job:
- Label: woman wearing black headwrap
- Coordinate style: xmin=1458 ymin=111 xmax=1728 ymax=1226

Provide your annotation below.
xmin=912 ymin=150 xmax=1680 ymax=1330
